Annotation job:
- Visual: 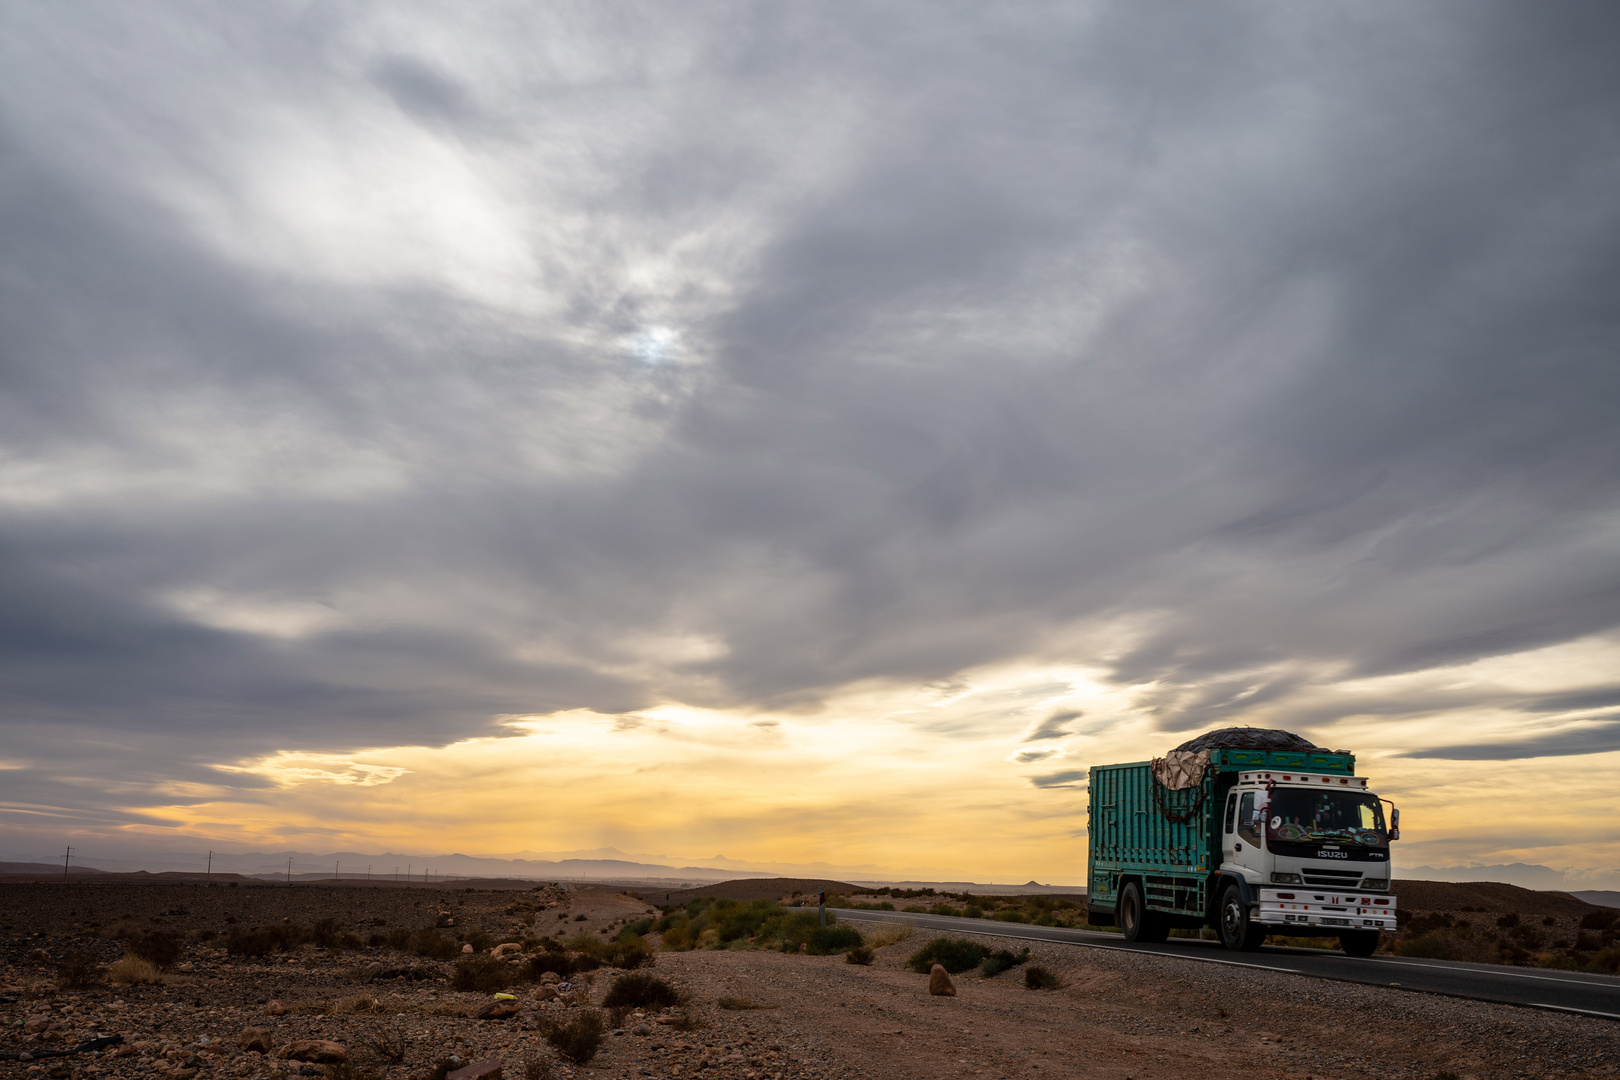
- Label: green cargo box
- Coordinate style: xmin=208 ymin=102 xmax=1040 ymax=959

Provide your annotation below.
xmin=1087 ymin=747 xmax=1355 ymax=926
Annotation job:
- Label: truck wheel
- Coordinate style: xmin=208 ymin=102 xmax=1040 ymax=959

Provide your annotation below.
xmin=1340 ymin=930 xmax=1380 ymax=957
xmin=1218 ymin=883 xmax=1265 ymax=952
xmin=1119 ymin=881 xmax=1167 ymax=943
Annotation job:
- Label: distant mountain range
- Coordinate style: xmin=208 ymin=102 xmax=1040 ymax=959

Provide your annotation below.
xmin=0 ymin=847 xmax=1079 ymax=890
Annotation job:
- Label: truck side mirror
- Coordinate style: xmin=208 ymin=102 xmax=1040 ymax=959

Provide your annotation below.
xmin=1390 ymin=807 xmax=1400 ymax=841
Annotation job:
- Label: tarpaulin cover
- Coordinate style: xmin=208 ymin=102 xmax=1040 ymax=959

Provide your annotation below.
xmin=1150 ymin=749 xmax=1210 ymax=791
xmin=1171 ymin=727 xmax=1323 ymax=753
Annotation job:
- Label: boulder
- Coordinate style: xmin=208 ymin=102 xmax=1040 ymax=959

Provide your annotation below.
xmin=446 ymin=1058 xmax=503 ymax=1080
xmin=490 ymin=943 xmax=521 ymax=958
xmin=276 ymin=1041 xmax=348 ymax=1064
xmin=474 ymin=1001 xmax=521 ymax=1020
xmin=23 ymin=1016 xmax=54 ymax=1034
xmin=928 ymin=964 xmax=956 ymax=997
xmin=239 ymin=1029 xmax=272 ymax=1053
xmin=264 ymin=1001 xmax=287 ymax=1017
xmin=461 ymin=944 xmax=475 ymax=954
xmin=533 ymin=985 xmax=558 ymax=1002
xmin=28 ymin=949 xmax=49 ymax=964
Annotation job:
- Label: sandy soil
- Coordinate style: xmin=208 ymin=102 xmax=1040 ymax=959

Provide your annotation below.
xmin=3 ymin=883 xmax=1617 ymax=1080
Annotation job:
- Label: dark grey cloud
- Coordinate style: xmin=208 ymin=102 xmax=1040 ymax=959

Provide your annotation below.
xmin=1402 ymin=719 xmax=1620 ymax=761
xmin=1029 ymin=771 xmax=1087 ymax=790
xmin=1 ymin=1 xmax=1619 ymax=832
xmin=1024 ymin=711 xmax=1081 ymax=743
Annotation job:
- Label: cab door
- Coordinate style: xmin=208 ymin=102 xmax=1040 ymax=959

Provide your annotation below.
xmin=1224 ymin=789 xmax=1268 ymax=880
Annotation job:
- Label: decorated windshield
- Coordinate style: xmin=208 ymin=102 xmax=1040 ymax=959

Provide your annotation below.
xmin=1266 ymin=788 xmax=1386 ymax=846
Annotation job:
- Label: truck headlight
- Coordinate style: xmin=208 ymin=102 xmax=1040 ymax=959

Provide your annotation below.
xmin=1360 ymin=878 xmax=1388 ymax=891
xmin=1270 ymin=873 xmax=1302 ymax=884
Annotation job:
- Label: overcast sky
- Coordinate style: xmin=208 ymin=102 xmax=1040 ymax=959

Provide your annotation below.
xmin=2 ymin=2 xmax=1618 ymax=884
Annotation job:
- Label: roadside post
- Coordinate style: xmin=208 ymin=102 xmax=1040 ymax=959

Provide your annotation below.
xmin=818 ymin=890 xmax=826 ymax=928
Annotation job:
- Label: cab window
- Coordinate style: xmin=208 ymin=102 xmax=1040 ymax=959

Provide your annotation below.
xmin=1224 ymin=793 xmax=1238 ymax=835
xmin=1238 ymin=791 xmax=1263 ymax=846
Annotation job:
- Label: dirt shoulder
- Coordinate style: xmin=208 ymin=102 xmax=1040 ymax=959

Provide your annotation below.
xmin=3 ymin=883 xmax=1617 ymax=1080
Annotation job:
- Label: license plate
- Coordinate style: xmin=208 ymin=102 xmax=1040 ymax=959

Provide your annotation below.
xmin=1321 ymin=917 xmax=1349 ymax=926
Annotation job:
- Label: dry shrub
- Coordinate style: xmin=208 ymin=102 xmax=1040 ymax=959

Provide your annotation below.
xmin=716 ymin=996 xmax=773 ymax=1010
xmin=129 ymin=931 xmax=184 ymax=970
xmin=109 ymin=954 xmax=162 ymax=985
xmin=359 ymin=1026 xmax=407 ymax=1064
xmin=862 ymin=922 xmax=913 ymax=948
xmin=334 ymin=995 xmax=383 ymax=1015
xmin=845 ymin=946 xmax=874 ymax=966
xmin=450 ymin=955 xmax=515 ymax=993
xmin=1024 ymin=965 xmax=1060 ymax=990
xmin=523 ymin=1058 xmax=554 ymax=1080
xmin=668 ymin=1008 xmax=707 ymax=1032
xmin=601 ymin=972 xmax=681 ymax=1011
xmin=56 ymin=951 xmax=104 ymax=989
xmin=539 ymin=1010 xmax=605 ymax=1065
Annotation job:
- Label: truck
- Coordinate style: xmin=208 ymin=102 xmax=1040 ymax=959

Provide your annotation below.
xmin=1086 ymin=728 xmax=1401 ymax=956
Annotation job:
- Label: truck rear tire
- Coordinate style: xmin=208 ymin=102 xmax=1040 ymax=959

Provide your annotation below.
xmin=1340 ymin=930 xmax=1380 ymax=957
xmin=1218 ymin=883 xmax=1266 ymax=952
xmin=1119 ymin=880 xmax=1168 ymax=943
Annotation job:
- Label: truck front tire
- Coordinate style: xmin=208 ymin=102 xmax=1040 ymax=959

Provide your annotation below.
xmin=1340 ymin=930 xmax=1380 ymax=957
xmin=1119 ymin=880 xmax=1169 ymax=943
xmin=1218 ymin=883 xmax=1266 ymax=952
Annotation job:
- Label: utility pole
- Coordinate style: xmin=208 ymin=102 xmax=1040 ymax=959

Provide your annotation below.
xmin=335 ymin=860 xmax=340 ymax=882
xmin=287 ymin=857 xmax=293 ymax=886
xmin=206 ymin=851 xmax=213 ymax=882
xmin=63 ymin=846 xmax=71 ymax=878
xmin=367 ymin=865 xmax=371 ymax=883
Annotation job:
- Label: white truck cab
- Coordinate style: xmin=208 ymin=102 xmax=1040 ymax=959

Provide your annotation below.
xmin=1218 ymin=769 xmax=1398 ymax=954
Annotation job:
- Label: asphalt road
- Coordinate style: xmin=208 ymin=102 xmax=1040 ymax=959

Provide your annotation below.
xmin=834 ymin=907 xmax=1620 ymax=1020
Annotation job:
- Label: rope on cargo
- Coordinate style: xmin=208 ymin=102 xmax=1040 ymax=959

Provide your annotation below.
xmin=1151 ymin=781 xmax=1206 ymax=824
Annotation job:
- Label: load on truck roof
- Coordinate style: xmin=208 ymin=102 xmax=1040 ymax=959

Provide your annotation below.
xmin=1086 ymin=726 xmax=1400 ymax=957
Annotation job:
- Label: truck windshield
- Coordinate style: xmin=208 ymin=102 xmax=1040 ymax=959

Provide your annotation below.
xmin=1267 ymin=789 xmax=1386 ymax=846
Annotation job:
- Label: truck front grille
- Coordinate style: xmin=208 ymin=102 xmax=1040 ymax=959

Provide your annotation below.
xmin=1302 ymin=868 xmax=1362 ymax=887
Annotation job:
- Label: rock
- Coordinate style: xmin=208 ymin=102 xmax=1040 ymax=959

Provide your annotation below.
xmin=490 ymin=942 xmax=521 ymax=958
xmin=928 ymin=964 xmax=957 ymax=997
xmin=474 ymin=1001 xmax=521 ymax=1020
xmin=276 ymin=1041 xmax=348 ymax=1064
xmin=461 ymin=943 xmax=475 ymax=954
xmin=265 ymin=1000 xmax=286 ymax=1016
xmin=533 ymin=985 xmax=559 ymax=1002
xmin=633 ymin=1024 xmax=652 ymax=1036
xmin=175 ymin=962 xmax=195 ymax=972
xmin=240 ymin=1029 xmax=272 ymax=1053
xmin=540 ymin=971 xmax=561 ymax=985
xmin=28 ymin=949 xmax=49 ymax=963
xmin=446 ymin=1058 xmax=502 ymax=1080
xmin=24 ymin=1016 xmax=54 ymax=1034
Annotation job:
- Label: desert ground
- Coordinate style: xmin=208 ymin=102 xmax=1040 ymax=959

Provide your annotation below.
xmin=2 ymin=881 xmax=1616 ymax=1080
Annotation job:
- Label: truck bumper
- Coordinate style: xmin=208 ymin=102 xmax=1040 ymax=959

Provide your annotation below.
xmin=1255 ymin=887 xmax=1397 ymax=932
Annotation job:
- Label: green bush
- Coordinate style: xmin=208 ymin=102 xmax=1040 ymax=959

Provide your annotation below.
xmin=1580 ymin=909 xmax=1619 ymax=931
xmin=805 ymin=925 xmax=863 ymax=955
xmin=845 ymin=946 xmax=874 ymax=966
xmin=980 ymin=947 xmax=1030 ymax=977
xmin=601 ymin=972 xmax=681 ymax=1010
xmin=450 ymin=955 xmax=513 ymax=993
xmin=623 ymin=918 xmax=655 ymax=936
xmin=1393 ymin=934 xmax=1454 ymax=960
xmin=908 ymin=938 xmax=988 ymax=974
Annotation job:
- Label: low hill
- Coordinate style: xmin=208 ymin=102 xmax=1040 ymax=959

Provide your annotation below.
xmin=653 ymin=878 xmax=859 ymax=903
xmin=1393 ymin=878 xmax=1597 ymax=916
